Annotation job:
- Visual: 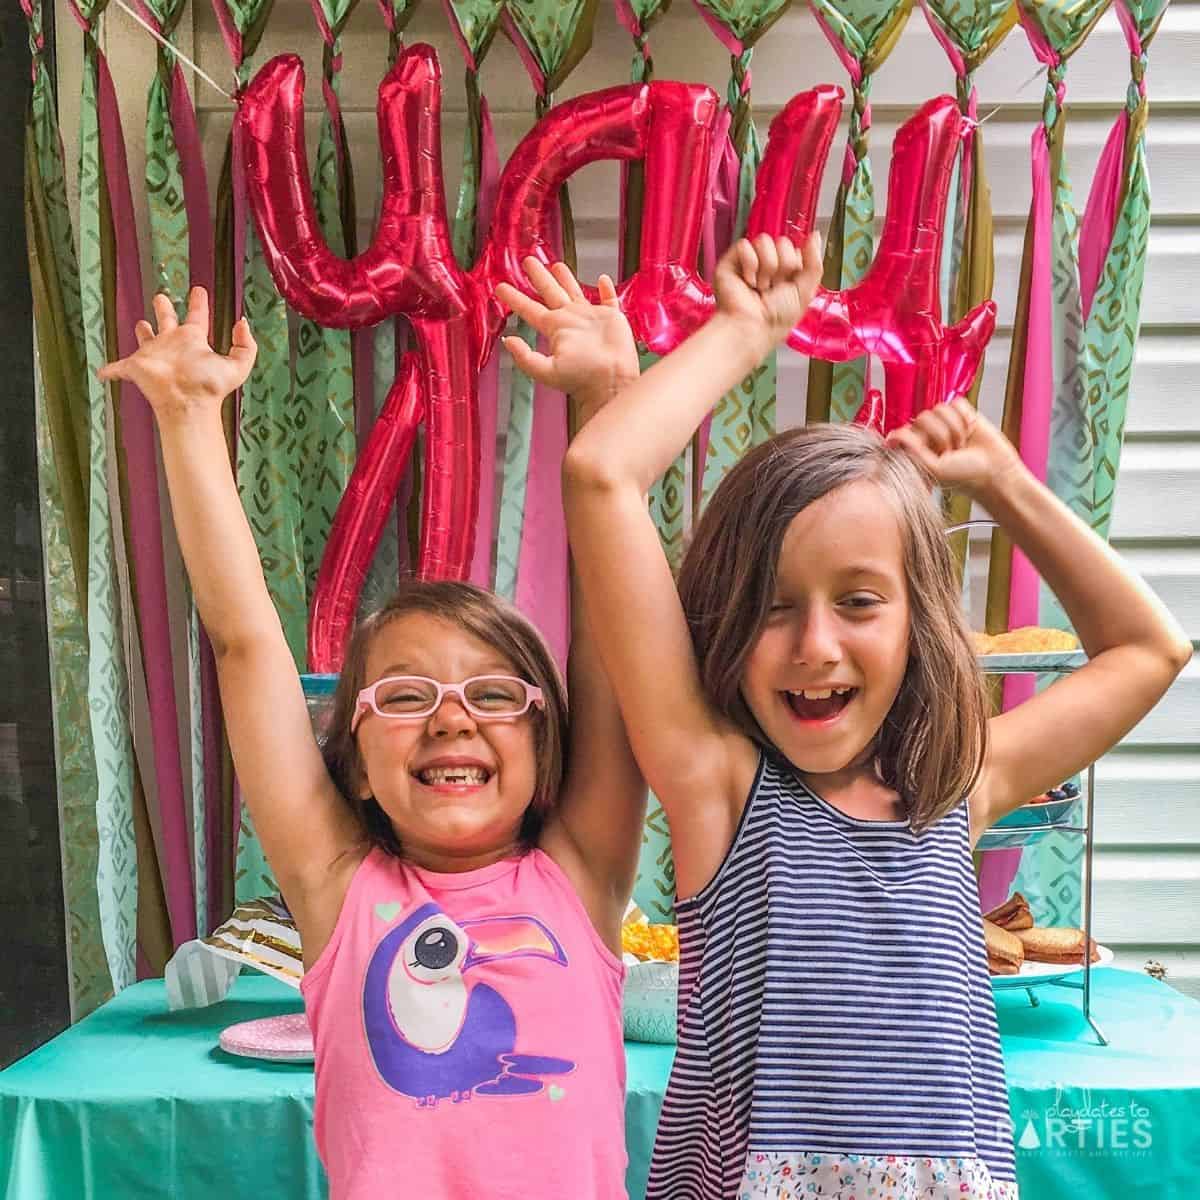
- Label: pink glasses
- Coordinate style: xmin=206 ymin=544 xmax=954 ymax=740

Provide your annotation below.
xmin=352 ymin=675 xmax=545 ymax=733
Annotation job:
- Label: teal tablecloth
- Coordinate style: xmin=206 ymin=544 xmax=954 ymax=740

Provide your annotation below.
xmin=2 ymin=969 xmax=1198 ymax=1198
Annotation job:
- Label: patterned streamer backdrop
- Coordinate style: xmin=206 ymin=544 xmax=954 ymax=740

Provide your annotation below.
xmin=72 ymin=0 xmax=141 ymax=991
xmin=19 ymin=0 xmax=1159 ymax=994
xmin=137 ymin=0 xmax=216 ymax=954
xmin=208 ymin=0 xmax=296 ymax=904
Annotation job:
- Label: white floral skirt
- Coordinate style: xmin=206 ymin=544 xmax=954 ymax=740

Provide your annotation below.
xmin=738 ymin=1151 xmax=1019 ymax=1199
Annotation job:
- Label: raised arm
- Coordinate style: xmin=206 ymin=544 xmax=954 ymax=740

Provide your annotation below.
xmin=887 ymin=400 xmax=1193 ymax=842
xmin=99 ymin=290 xmax=363 ymax=955
xmin=495 ymin=263 xmax=645 ymax=945
xmin=503 ymin=235 xmax=823 ymax=898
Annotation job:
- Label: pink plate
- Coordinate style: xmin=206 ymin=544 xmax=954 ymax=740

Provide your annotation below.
xmin=218 ymin=1013 xmax=314 ymax=1063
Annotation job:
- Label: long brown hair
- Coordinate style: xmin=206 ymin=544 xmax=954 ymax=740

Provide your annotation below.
xmin=321 ymin=580 xmax=569 ymax=856
xmin=677 ymin=422 xmax=988 ymax=832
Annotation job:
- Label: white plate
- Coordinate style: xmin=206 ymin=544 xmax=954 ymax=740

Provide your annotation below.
xmin=990 ymin=944 xmax=1114 ymax=989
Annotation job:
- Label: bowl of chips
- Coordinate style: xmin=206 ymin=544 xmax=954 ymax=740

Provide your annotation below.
xmin=621 ymin=907 xmax=679 ymax=1044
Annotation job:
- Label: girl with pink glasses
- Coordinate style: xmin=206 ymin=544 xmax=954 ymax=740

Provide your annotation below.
xmin=100 ymin=279 xmax=646 ymax=1200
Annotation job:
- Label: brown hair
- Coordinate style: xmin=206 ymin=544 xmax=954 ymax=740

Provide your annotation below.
xmin=320 ymin=580 xmax=569 ymax=857
xmin=677 ymin=422 xmax=988 ymax=833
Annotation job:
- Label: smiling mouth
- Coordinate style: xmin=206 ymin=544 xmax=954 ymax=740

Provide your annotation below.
xmin=414 ymin=766 xmax=492 ymax=787
xmin=783 ymin=687 xmax=857 ymax=722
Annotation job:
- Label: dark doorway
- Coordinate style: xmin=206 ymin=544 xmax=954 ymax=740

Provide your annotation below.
xmin=0 ymin=0 xmax=70 ymax=1068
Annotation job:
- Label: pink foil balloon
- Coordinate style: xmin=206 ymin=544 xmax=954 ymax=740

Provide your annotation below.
xmin=237 ymin=45 xmax=996 ymax=672
xmin=783 ymin=95 xmax=997 ymax=429
xmin=746 ymin=84 xmax=844 ymax=247
xmin=238 ymin=47 xmax=725 ymax=671
xmin=852 ymin=388 xmax=886 ymax=435
xmin=239 ymin=49 xmax=478 ymax=327
xmin=308 ymin=352 xmax=423 ymax=671
xmin=475 ymin=80 xmax=722 ymax=356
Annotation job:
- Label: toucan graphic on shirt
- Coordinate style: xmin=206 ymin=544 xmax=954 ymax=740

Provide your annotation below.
xmin=362 ymin=901 xmax=575 ymax=1107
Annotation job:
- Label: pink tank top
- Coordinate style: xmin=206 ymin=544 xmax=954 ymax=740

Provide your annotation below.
xmin=301 ymin=846 xmax=628 ymax=1200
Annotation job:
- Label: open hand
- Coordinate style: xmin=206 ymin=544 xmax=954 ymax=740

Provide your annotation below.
xmin=496 ymin=259 xmax=640 ymax=418
xmin=885 ymin=398 xmax=1024 ymax=499
xmin=98 ymin=287 xmax=256 ymax=422
xmin=713 ymin=231 xmax=824 ymax=354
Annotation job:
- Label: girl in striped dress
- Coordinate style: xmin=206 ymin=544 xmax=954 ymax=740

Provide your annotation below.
xmin=505 ymin=232 xmax=1190 ymax=1199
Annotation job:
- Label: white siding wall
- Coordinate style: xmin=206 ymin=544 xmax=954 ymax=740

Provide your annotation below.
xmin=58 ymin=0 xmax=1200 ymax=990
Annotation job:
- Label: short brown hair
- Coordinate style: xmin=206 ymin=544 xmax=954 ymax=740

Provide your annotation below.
xmin=677 ymin=422 xmax=988 ymax=833
xmin=320 ymin=580 xmax=569 ymax=856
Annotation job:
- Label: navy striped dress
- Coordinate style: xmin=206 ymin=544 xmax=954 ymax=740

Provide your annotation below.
xmin=646 ymin=754 xmax=1018 ymax=1200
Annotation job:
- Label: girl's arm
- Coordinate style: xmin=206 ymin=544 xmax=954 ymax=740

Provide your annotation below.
xmin=100 ymin=290 xmax=363 ymax=954
xmin=497 ymin=262 xmax=646 ymax=947
xmin=887 ymin=401 xmax=1192 ymax=841
xmin=504 ymin=235 xmax=823 ymax=899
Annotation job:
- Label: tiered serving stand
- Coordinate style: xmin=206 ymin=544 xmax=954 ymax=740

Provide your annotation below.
xmin=949 ymin=519 xmax=1108 ymax=1045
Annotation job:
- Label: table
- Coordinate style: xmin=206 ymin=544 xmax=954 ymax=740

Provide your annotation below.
xmin=2 ymin=969 xmax=1198 ymax=1198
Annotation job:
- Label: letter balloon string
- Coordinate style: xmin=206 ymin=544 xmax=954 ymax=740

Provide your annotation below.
xmin=111 ymin=0 xmax=236 ymax=99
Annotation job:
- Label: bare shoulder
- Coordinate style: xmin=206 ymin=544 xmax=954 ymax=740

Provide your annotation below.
xmin=666 ymin=727 xmax=761 ymax=901
xmin=967 ymin=755 xmax=1002 ymax=849
xmin=538 ymin=822 xmax=624 ymax=954
xmin=286 ymin=840 xmax=372 ymax=971
xmin=541 ymin=727 xmax=760 ymax=937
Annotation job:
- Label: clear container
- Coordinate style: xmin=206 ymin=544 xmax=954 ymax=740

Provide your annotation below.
xmin=300 ymin=673 xmax=339 ymax=744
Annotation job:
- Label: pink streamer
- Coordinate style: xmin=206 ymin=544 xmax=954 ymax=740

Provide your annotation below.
xmin=977 ymin=124 xmax=1055 ymax=914
xmin=470 ymin=97 xmax=501 ymax=587
xmin=307 ymin=0 xmax=334 ymax=43
xmin=689 ymin=1 xmax=746 ymax=57
xmin=439 ymin=0 xmax=480 ymax=73
xmin=809 ymin=4 xmax=863 ymax=84
xmin=1009 ymin=127 xmax=1054 ymax=625
xmin=322 ymin=75 xmax=349 ymax=197
xmin=393 ymin=320 xmax=414 ymax=581
xmin=1078 ymin=111 xmax=1128 ymax=321
xmin=514 ymin=203 xmax=569 ymax=667
xmin=355 ymin=326 xmax=376 ymax=449
xmin=514 ymin=379 xmax=569 ymax=666
xmin=1015 ymin=9 xmax=1057 ymax=68
xmin=208 ymin=0 xmax=243 ymax=70
xmin=199 ymin=635 xmax=222 ymax=933
xmin=502 ymin=10 xmax=552 ymax=96
xmin=169 ymin=67 xmax=213 ymax=296
xmin=919 ymin=0 xmax=967 ymax=77
xmin=840 ymin=138 xmax=857 ymax=187
xmin=97 ymin=52 xmax=196 ymax=945
xmin=1079 ymin=0 xmax=1144 ymax=330
xmin=612 ymin=0 xmax=644 ymax=40
xmin=699 ymin=107 xmax=734 ymax=282
xmin=1114 ymin=2 xmax=1147 ymax=65
xmin=959 ymin=86 xmax=977 ymax=220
